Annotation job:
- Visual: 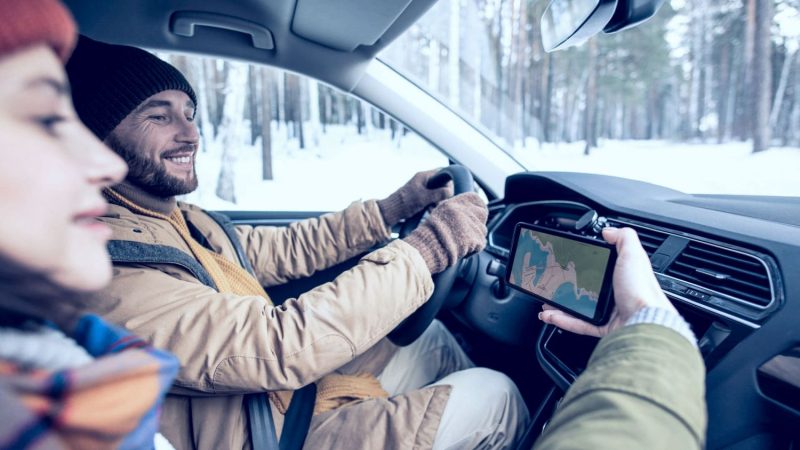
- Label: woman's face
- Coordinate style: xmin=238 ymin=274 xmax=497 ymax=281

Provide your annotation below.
xmin=0 ymin=45 xmax=126 ymax=292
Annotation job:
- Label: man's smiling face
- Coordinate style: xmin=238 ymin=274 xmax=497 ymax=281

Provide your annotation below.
xmin=105 ymin=89 xmax=199 ymax=198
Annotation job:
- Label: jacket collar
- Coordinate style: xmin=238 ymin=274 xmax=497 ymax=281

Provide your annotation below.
xmin=108 ymin=180 xmax=177 ymax=216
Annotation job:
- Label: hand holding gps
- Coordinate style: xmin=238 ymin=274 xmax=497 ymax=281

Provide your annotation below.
xmin=506 ymin=223 xmax=617 ymax=325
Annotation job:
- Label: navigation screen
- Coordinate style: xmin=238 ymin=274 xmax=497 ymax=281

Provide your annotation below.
xmin=508 ymin=227 xmax=611 ymax=319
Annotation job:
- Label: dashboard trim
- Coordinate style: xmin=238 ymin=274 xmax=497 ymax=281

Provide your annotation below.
xmin=662 ymin=286 xmax=760 ymax=329
xmin=487 ymin=200 xmax=595 ymax=257
xmin=489 ymin=201 xmax=779 ymax=328
xmin=611 ymin=218 xmax=777 ymax=312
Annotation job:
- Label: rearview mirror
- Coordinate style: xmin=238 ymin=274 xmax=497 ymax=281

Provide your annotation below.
xmin=541 ymin=0 xmax=665 ymax=52
xmin=603 ymin=0 xmax=666 ymax=33
xmin=541 ymin=0 xmax=617 ymax=52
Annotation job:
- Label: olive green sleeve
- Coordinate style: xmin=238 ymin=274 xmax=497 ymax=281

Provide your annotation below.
xmin=534 ymin=324 xmax=706 ymax=450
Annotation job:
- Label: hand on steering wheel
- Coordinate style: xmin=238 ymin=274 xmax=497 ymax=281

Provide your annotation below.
xmin=388 ymin=165 xmax=483 ymax=346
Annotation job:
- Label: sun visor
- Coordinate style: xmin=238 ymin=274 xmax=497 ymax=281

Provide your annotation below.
xmin=291 ymin=0 xmax=413 ymax=52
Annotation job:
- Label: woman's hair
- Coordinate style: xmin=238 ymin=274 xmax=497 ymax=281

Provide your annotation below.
xmin=0 ymin=252 xmax=82 ymax=328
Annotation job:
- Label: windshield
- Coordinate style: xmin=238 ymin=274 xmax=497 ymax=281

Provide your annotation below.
xmin=380 ymin=0 xmax=800 ymax=196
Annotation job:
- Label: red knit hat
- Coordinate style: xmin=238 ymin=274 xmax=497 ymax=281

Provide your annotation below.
xmin=0 ymin=0 xmax=77 ymax=62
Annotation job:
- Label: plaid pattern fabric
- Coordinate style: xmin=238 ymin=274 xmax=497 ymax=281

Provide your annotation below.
xmin=0 ymin=314 xmax=179 ymax=450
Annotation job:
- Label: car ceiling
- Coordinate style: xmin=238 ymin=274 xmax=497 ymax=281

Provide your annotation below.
xmin=63 ymin=0 xmax=437 ymax=92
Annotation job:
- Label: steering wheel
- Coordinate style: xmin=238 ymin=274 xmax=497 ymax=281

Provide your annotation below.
xmin=387 ymin=165 xmax=475 ymax=346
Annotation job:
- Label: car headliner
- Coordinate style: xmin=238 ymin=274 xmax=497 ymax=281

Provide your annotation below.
xmin=63 ymin=0 xmax=438 ymax=92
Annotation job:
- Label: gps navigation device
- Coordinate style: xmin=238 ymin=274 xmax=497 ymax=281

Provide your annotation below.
xmin=506 ymin=223 xmax=617 ymax=325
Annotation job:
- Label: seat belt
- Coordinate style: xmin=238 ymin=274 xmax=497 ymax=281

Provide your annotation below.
xmin=279 ymin=383 xmax=318 ymax=450
xmin=247 ymin=384 xmax=318 ymax=450
xmin=247 ymin=394 xmax=279 ymax=450
xmin=210 ymin=212 xmax=317 ymax=449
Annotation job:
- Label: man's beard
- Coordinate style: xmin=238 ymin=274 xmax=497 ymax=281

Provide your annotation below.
xmin=106 ymin=134 xmax=199 ymax=198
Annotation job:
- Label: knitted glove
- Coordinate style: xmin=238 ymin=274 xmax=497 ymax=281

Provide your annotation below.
xmin=377 ymin=169 xmax=454 ymax=227
xmin=403 ymin=193 xmax=488 ymax=274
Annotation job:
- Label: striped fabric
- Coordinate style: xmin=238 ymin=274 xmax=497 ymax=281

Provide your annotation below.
xmin=624 ymin=306 xmax=698 ymax=347
xmin=0 ymin=314 xmax=179 ymax=450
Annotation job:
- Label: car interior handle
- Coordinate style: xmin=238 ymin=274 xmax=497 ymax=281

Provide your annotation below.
xmin=170 ymin=11 xmax=275 ymax=50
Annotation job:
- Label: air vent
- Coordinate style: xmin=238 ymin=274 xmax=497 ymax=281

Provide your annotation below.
xmin=666 ymin=242 xmax=772 ymax=307
xmin=609 ymin=221 xmax=668 ymax=256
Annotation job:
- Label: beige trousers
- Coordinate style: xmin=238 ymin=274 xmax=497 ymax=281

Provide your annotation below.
xmin=377 ymin=321 xmax=531 ymax=450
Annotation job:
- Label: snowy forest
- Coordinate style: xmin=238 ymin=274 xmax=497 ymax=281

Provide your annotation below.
xmin=159 ymin=0 xmax=800 ymax=209
xmin=383 ymin=0 xmax=800 ymax=153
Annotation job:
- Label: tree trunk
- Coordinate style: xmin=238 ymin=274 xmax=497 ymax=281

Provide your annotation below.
xmin=428 ymin=39 xmax=440 ymax=93
xmin=215 ymin=62 xmax=248 ymax=204
xmin=191 ymin=57 xmax=213 ymax=151
xmin=770 ymin=48 xmax=796 ymax=130
xmin=508 ymin=0 xmax=526 ymax=146
xmin=584 ymin=39 xmax=599 ymax=155
xmin=248 ymin=66 xmax=260 ymax=145
xmin=752 ymin=0 xmax=774 ymax=153
xmin=473 ymin=48 xmax=482 ymax=124
xmin=735 ymin=0 xmax=757 ymax=141
xmin=261 ymin=70 xmax=273 ymax=181
xmin=356 ymin=99 xmax=364 ymax=134
xmin=717 ymin=41 xmax=732 ymax=144
xmin=363 ymin=104 xmax=373 ymax=136
xmin=790 ymin=79 xmax=800 ymax=146
xmin=322 ymin=86 xmax=332 ymax=133
xmin=448 ymin=0 xmax=460 ymax=108
xmin=283 ymin=73 xmax=294 ymax=140
xmin=307 ymin=79 xmax=321 ymax=147
xmin=212 ymin=62 xmax=228 ymax=135
xmin=699 ymin=0 xmax=713 ymax=140
xmin=688 ymin=0 xmax=704 ymax=139
xmin=542 ymin=52 xmax=553 ymax=142
xmin=296 ymin=77 xmax=305 ymax=149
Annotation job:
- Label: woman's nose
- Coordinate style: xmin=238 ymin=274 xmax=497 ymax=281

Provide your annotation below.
xmin=78 ymin=126 xmax=128 ymax=187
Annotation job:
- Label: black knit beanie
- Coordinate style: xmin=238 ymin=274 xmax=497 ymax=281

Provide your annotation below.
xmin=66 ymin=35 xmax=197 ymax=141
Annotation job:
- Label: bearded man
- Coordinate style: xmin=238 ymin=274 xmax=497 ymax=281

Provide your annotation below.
xmin=66 ymin=36 xmax=529 ymax=450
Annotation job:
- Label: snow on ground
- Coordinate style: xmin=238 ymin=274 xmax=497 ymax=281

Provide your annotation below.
xmin=183 ymin=124 xmax=449 ymax=211
xmin=511 ymin=139 xmax=800 ymax=197
xmin=184 ymin=125 xmax=799 ymax=211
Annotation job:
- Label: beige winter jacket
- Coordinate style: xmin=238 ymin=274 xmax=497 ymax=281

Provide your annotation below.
xmin=80 ymin=198 xmax=451 ymax=450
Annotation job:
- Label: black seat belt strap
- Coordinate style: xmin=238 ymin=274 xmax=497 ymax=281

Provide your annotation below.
xmin=247 ymin=383 xmax=317 ymax=450
xmin=279 ymin=383 xmax=318 ymax=450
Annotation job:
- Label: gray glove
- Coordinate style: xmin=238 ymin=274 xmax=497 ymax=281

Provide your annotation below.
xmin=403 ymin=193 xmax=488 ymax=274
xmin=378 ymin=169 xmax=454 ymax=227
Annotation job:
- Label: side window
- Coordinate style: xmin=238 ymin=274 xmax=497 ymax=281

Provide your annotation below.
xmin=155 ymin=53 xmax=449 ymax=211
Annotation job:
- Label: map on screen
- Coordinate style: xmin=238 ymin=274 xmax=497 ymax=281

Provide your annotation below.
xmin=509 ymin=228 xmax=610 ymax=318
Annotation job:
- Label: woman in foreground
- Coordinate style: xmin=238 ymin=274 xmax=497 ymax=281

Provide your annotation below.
xmin=0 ymin=0 xmax=178 ymax=448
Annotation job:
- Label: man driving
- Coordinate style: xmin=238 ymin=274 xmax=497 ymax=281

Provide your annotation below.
xmin=66 ymin=36 xmax=529 ymax=450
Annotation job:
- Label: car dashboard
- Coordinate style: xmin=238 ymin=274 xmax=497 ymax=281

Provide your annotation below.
xmin=453 ymin=171 xmax=800 ymax=448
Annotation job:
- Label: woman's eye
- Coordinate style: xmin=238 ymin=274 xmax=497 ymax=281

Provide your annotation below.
xmin=36 ymin=115 xmax=66 ymax=135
